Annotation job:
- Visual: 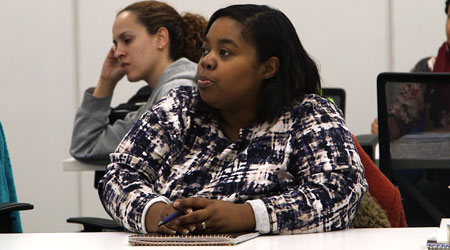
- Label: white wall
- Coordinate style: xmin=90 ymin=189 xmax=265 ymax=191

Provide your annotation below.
xmin=0 ymin=0 xmax=80 ymax=232
xmin=392 ymin=0 xmax=445 ymax=71
xmin=0 ymin=0 xmax=445 ymax=232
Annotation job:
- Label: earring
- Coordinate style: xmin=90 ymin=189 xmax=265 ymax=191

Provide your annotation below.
xmin=158 ymin=46 xmax=163 ymax=50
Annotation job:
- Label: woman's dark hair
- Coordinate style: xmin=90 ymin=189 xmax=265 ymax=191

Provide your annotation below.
xmin=201 ymin=4 xmax=321 ymax=122
xmin=446 ymin=0 xmax=449 ymax=14
xmin=120 ymin=1 xmax=207 ymax=62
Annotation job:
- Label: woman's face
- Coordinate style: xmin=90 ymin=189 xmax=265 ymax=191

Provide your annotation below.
xmin=112 ymin=11 xmax=160 ymax=83
xmin=197 ymin=17 xmax=266 ymax=115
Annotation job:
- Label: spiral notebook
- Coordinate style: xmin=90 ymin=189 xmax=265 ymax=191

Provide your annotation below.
xmin=128 ymin=232 xmax=260 ymax=246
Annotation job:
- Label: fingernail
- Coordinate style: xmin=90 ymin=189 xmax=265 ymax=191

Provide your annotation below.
xmin=173 ymin=201 xmax=180 ymax=208
xmin=182 ymin=229 xmax=189 ymax=235
xmin=189 ymin=225 xmax=196 ymax=232
xmin=186 ymin=208 xmax=193 ymax=214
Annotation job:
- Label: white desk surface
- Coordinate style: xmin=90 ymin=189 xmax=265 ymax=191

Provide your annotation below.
xmin=0 ymin=227 xmax=435 ymax=250
xmin=62 ymin=157 xmax=105 ymax=171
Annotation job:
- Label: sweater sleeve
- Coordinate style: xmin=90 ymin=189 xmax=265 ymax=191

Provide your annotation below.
xmin=70 ymin=88 xmax=149 ymax=162
xmin=71 ymin=78 xmax=194 ymax=162
xmin=260 ymin=99 xmax=368 ymax=234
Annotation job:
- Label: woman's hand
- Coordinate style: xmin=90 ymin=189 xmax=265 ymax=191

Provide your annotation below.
xmin=167 ymin=197 xmax=256 ymax=234
xmin=144 ymin=202 xmax=194 ymax=235
xmin=93 ymin=46 xmax=126 ymax=98
xmin=371 ymin=118 xmax=379 ymax=135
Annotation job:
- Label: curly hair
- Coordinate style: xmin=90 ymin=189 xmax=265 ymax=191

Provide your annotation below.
xmin=120 ymin=1 xmax=207 ymax=62
xmin=180 ymin=13 xmax=207 ymax=62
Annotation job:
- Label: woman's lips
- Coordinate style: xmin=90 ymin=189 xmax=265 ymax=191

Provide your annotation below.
xmin=121 ymin=63 xmax=130 ymax=69
xmin=197 ymin=77 xmax=214 ymax=88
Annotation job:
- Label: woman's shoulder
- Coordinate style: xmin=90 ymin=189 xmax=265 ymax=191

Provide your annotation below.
xmin=293 ymin=94 xmax=344 ymax=120
xmin=266 ymin=94 xmax=345 ymax=135
xmin=156 ymin=58 xmax=197 ymax=89
xmin=412 ymin=56 xmax=435 ymax=72
xmin=169 ymin=57 xmax=198 ymax=74
xmin=150 ymin=86 xmax=198 ymax=115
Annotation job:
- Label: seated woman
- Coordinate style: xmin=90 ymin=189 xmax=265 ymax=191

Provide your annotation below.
xmin=98 ymin=4 xmax=368 ymax=235
xmin=70 ymin=0 xmax=207 ymax=162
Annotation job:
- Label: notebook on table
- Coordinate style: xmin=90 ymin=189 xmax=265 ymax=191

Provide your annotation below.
xmin=128 ymin=232 xmax=260 ymax=246
xmin=426 ymin=218 xmax=450 ymax=250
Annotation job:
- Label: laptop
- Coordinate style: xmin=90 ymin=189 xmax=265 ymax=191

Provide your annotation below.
xmin=377 ymin=72 xmax=450 ymax=224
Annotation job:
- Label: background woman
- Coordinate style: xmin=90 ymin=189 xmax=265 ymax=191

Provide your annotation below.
xmin=70 ymin=0 xmax=206 ymax=162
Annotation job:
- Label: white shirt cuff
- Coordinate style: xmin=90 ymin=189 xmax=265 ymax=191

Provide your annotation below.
xmin=141 ymin=196 xmax=171 ymax=233
xmin=246 ymin=199 xmax=270 ymax=234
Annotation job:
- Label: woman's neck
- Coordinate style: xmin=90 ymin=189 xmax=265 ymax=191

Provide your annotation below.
xmin=220 ymin=109 xmax=258 ymax=142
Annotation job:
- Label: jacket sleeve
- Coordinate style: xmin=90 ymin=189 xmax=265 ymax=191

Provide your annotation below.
xmin=97 ymin=90 xmax=185 ymax=233
xmin=70 ymin=88 xmax=147 ymax=162
xmin=260 ymin=102 xmax=368 ymax=234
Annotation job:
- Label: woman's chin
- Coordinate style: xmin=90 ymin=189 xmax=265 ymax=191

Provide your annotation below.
xmin=199 ymin=92 xmax=219 ymax=109
xmin=126 ymin=74 xmax=142 ymax=83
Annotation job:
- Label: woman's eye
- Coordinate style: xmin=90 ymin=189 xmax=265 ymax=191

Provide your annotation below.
xmin=200 ymin=47 xmax=209 ymax=56
xmin=124 ymin=38 xmax=132 ymax=44
xmin=219 ymin=49 xmax=231 ymax=57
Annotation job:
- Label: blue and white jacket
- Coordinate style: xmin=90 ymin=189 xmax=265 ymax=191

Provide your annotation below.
xmin=98 ymin=86 xmax=367 ymax=234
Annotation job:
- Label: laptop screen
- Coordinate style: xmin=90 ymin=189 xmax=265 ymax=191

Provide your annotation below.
xmin=377 ymin=72 xmax=450 ymax=174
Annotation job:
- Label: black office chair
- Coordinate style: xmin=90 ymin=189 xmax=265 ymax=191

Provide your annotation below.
xmin=0 ymin=121 xmax=33 ymax=233
xmin=66 ymin=159 xmax=123 ymax=232
xmin=355 ymin=134 xmax=378 ymax=162
xmin=0 ymin=203 xmax=33 ymax=233
xmin=322 ymin=87 xmax=346 ymax=118
xmin=377 ymin=72 xmax=450 ymax=226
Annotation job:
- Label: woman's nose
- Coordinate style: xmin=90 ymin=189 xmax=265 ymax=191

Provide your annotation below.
xmin=200 ymin=54 xmax=217 ymax=70
xmin=114 ymin=45 xmax=125 ymax=58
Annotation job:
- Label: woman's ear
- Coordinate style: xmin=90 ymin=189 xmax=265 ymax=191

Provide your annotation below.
xmin=260 ymin=56 xmax=280 ymax=80
xmin=156 ymin=27 xmax=169 ymax=50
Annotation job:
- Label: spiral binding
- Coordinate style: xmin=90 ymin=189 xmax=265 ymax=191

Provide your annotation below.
xmin=129 ymin=233 xmax=233 ymax=246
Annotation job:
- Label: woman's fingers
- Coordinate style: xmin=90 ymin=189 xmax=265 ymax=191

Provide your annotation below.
xmin=173 ymin=197 xmax=209 ymax=210
xmin=157 ymin=225 xmax=176 ymax=235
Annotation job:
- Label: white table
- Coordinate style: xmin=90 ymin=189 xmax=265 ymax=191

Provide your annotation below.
xmin=0 ymin=228 xmax=436 ymax=250
xmin=63 ymin=157 xmax=106 ymax=171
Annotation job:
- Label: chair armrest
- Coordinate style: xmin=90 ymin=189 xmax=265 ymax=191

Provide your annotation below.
xmin=0 ymin=203 xmax=34 ymax=214
xmin=355 ymin=134 xmax=379 ymax=161
xmin=67 ymin=217 xmax=123 ymax=232
xmin=0 ymin=203 xmax=33 ymax=233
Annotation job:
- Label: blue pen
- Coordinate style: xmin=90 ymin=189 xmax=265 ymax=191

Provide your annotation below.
xmin=157 ymin=210 xmax=183 ymax=226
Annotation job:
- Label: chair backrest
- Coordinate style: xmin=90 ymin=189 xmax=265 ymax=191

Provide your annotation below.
xmin=322 ymin=88 xmax=346 ymax=118
xmin=377 ymin=72 xmax=450 ymax=224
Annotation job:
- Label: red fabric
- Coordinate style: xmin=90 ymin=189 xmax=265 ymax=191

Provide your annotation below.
xmin=433 ymin=42 xmax=450 ymax=72
xmin=352 ymin=135 xmax=407 ymax=227
xmin=432 ymin=42 xmax=450 ymax=110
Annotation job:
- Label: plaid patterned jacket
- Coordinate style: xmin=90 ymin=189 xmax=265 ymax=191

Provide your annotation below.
xmin=98 ymin=86 xmax=367 ymax=234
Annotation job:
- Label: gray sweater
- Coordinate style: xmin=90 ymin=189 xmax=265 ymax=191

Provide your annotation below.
xmin=70 ymin=58 xmax=197 ymax=163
